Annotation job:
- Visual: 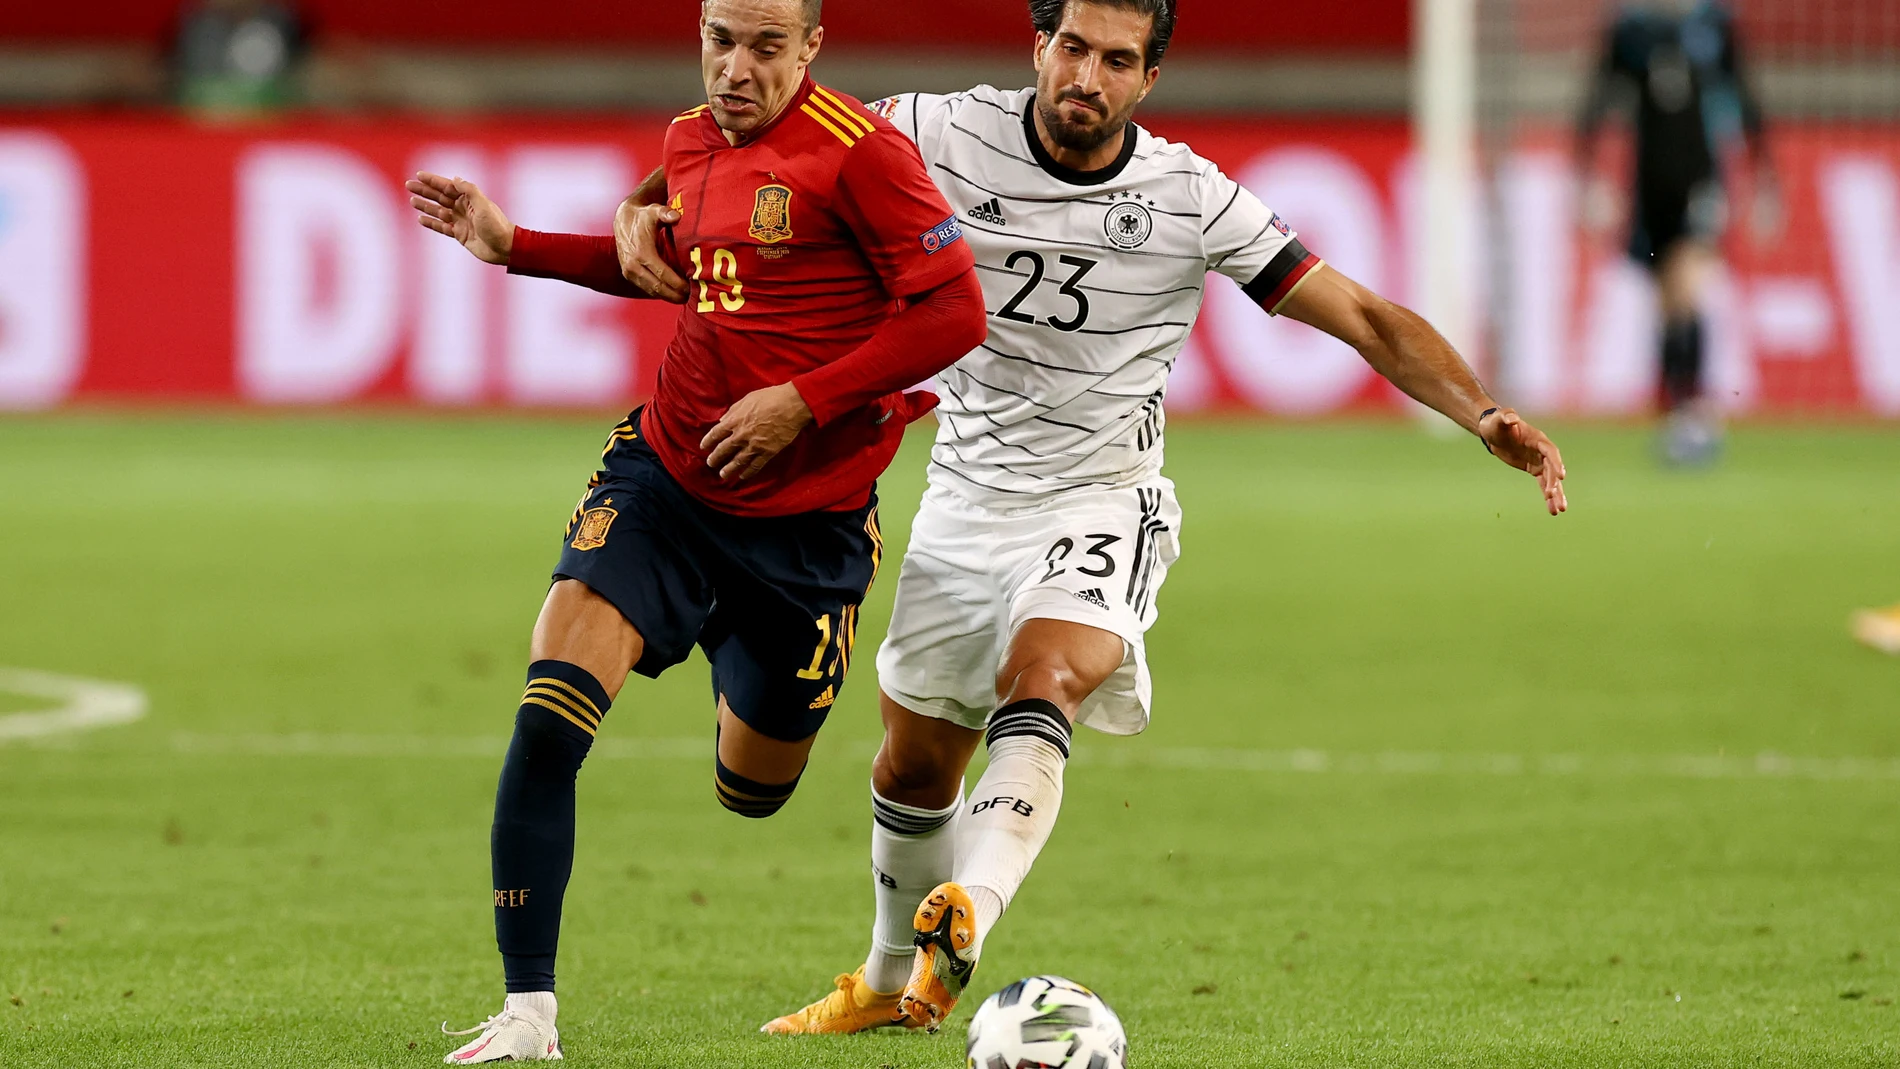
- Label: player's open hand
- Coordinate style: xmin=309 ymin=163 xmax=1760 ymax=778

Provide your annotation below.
xmin=1479 ymin=408 xmax=1568 ymax=516
xmin=407 ymin=172 xmax=513 ymax=265
xmin=702 ymin=383 xmax=815 ymax=481
xmin=1578 ymin=175 xmax=1619 ymax=239
xmin=615 ymin=199 xmax=688 ymax=303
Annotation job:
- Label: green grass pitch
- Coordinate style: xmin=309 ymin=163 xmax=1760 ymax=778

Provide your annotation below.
xmin=0 ymin=414 xmax=1896 ymax=1068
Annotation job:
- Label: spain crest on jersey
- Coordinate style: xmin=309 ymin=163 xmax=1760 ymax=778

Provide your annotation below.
xmin=570 ymin=506 xmax=618 ymax=551
xmin=749 ymin=184 xmax=794 ymax=244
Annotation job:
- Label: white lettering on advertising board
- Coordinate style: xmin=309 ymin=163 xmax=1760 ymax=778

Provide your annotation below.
xmin=0 ymin=134 xmax=85 ymax=410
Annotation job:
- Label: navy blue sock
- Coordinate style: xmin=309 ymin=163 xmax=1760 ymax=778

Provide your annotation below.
xmin=492 ymin=660 xmax=612 ymax=994
xmin=713 ymin=758 xmax=801 ymax=819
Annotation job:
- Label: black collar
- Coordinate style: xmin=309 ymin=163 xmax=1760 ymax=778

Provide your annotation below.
xmin=1022 ymin=93 xmax=1139 ymax=187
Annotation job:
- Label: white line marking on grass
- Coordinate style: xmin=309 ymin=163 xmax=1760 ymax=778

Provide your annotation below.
xmin=1079 ymin=747 xmax=1900 ymax=782
xmin=0 ymin=668 xmax=148 ymax=742
xmin=167 ymin=733 xmax=709 ymax=760
xmin=162 ymin=733 xmax=1900 ymax=782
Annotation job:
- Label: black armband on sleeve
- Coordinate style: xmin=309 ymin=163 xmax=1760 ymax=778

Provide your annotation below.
xmin=1242 ymin=239 xmax=1321 ymax=313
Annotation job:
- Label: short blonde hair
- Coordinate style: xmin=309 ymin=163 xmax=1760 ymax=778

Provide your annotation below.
xmin=702 ymin=0 xmax=821 ymax=34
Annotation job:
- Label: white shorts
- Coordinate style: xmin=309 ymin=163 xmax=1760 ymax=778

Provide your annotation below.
xmin=876 ymin=479 xmax=1182 ymax=736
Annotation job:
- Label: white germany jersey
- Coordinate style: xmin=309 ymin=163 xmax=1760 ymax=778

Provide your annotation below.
xmin=873 ymin=85 xmax=1321 ymax=507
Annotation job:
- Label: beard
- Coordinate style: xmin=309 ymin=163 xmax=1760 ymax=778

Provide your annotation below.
xmin=1037 ymin=91 xmax=1133 ymax=154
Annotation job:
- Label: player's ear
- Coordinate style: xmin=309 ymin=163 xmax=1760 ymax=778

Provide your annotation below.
xmin=1137 ymin=64 xmax=1159 ymax=103
xmin=1033 ymin=31 xmax=1050 ymax=74
xmin=800 ymin=23 xmax=823 ymax=64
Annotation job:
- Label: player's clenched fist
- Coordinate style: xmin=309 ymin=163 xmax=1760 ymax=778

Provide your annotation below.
xmin=407 ymin=172 xmax=514 ymax=265
xmin=613 ymin=198 xmax=689 ymax=304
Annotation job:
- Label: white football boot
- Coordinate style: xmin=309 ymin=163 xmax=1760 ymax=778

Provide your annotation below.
xmin=442 ymin=993 xmax=562 ymax=1063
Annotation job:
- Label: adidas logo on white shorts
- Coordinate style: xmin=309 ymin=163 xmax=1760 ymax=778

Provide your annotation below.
xmin=1072 ymin=588 xmax=1110 ymax=610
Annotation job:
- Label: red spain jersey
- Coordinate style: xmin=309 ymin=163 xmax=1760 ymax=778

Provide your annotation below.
xmin=642 ymin=76 xmax=977 ymax=517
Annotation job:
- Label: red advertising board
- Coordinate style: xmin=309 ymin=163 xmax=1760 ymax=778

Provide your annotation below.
xmin=1 ymin=0 xmax=1410 ymax=54
xmin=9 ymin=0 xmax=1891 ymax=54
xmin=1 ymin=111 xmax=1897 ymax=415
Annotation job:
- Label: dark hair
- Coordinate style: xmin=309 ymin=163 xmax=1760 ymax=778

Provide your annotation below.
xmin=1028 ymin=0 xmax=1176 ymax=69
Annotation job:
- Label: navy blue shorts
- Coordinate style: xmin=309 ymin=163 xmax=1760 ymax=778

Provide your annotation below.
xmin=553 ymin=411 xmax=883 ymax=742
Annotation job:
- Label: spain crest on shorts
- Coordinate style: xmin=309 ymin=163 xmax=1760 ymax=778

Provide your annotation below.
xmin=749 ymin=184 xmax=794 ymax=244
xmin=570 ymin=506 xmax=618 ymax=551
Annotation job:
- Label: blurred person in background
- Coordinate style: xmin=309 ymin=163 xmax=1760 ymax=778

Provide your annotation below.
xmin=1577 ymin=0 xmax=1776 ymax=467
xmin=170 ymin=0 xmax=306 ymax=114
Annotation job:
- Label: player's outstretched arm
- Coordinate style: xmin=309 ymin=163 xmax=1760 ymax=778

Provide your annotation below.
xmin=407 ymin=170 xmax=647 ymax=299
xmin=1722 ymin=18 xmax=1782 ymax=240
xmin=1279 ymin=266 xmax=1569 ymax=516
xmin=1574 ymin=19 xmax=1632 ymax=236
xmin=407 ymin=172 xmax=514 ymax=265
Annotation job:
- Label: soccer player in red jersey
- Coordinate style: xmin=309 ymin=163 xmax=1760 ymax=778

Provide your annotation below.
xmin=554 ymin=0 xmax=1564 ymax=1042
xmin=408 ymin=0 xmax=987 ymax=1059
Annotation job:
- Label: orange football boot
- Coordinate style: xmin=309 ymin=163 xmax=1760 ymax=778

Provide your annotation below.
xmin=759 ymin=967 xmax=911 ymax=1035
xmin=896 ymin=881 xmax=979 ymax=1032
xmin=1852 ymin=604 xmax=1900 ymax=655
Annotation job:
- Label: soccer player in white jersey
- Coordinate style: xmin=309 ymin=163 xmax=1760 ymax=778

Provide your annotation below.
xmin=608 ymin=0 xmax=1568 ymax=1038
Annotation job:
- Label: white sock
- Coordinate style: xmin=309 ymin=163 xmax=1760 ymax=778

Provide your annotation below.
xmin=953 ymin=701 xmax=1070 ymax=960
xmin=505 ymin=990 xmax=556 ymax=1022
xmin=969 ymin=885 xmax=1005 ymax=940
xmin=865 ymin=784 xmax=961 ymax=993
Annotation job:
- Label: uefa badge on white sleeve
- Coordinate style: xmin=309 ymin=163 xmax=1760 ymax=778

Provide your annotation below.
xmin=965 ymin=976 xmax=1127 ymax=1069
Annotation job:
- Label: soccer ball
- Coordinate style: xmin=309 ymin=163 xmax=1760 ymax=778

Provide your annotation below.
xmin=964 ymin=975 xmax=1127 ymax=1069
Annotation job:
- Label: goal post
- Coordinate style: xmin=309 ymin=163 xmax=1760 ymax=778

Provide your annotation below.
xmin=1413 ymin=0 xmax=1480 ymax=425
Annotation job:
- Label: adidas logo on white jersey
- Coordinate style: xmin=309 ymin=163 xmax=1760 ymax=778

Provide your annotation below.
xmin=967 ymin=198 xmax=1007 ymax=225
xmin=1072 ymin=588 xmax=1110 ymax=610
